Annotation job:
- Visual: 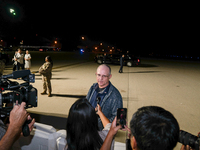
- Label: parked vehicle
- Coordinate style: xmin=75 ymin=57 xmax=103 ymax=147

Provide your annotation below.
xmin=94 ymin=53 xmax=141 ymax=67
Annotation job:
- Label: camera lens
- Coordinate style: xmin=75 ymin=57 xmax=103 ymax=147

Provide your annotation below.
xmin=179 ymin=130 xmax=198 ymax=149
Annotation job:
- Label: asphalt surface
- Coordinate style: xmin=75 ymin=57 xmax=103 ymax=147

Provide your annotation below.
xmin=3 ymin=51 xmax=200 ymax=150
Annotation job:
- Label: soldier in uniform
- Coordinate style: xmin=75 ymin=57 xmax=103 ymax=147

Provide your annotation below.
xmin=39 ymin=56 xmax=53 ymax=97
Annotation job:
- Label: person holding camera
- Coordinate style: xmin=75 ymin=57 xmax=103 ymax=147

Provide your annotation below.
xmin=86 ymin=64 xmax=123 ymax=130
xmin=65 ymin=98 xmax=114 ymax=150
xmin=15 ymin=48 xmax=24 ymax=70
xmin=39 ymin=56 xmax=53 ymax=97
xmin=12 ymin=50 xmax=18 ymax=71
xmin=101 ymin=106 xmax=180 ymax=150
xmin=0 ymin=102 xmax=35 ymax=150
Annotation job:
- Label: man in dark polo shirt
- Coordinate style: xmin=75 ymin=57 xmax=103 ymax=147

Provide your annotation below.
xmin=86 ymin=64 xmax=123 ymax=130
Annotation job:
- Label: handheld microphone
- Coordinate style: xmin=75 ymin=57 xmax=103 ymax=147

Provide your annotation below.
xmin=96 ymin=97 xmax=101 ymax=114
xmin=96 ymin=97 xmax=101 ymax=105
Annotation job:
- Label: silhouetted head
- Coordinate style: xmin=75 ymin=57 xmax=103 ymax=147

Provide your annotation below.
xmin=130 ymin=106 xmax=180 ymax=150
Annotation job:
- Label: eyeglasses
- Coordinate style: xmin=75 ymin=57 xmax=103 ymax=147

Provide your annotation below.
xmin=95 ymin=73 xmax=109 ymax=78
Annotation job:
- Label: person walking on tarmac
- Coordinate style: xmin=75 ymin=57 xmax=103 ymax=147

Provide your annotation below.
xmin=119 ymin=54 xmax=124 ymax=73
xmin=39 ymin=56 xmax=53 ymax=97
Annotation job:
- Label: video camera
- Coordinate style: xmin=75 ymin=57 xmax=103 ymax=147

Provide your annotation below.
xmin=179 ymin=130 xmax=200 ymax=150
xmin=0 ymin=70 xmax=37 ymax=116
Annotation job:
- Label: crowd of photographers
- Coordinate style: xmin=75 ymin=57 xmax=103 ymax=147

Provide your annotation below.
xmin=0 ymin=61 xmax=199 ymax=149
xmin=0 ymin=101 xmax=199 ymax=150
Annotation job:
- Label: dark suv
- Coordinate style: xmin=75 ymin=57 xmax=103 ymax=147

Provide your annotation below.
xmin=94 ymin=53 xmax=141 ymax=67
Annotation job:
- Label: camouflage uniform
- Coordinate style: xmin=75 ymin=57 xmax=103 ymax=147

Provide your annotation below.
xmin=0 ymin=60 xmax=5 ymax=76
xmin=39 ymin=62 xmax=52 ymax=94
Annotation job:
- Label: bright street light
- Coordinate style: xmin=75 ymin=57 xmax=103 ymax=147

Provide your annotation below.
xmin=10 ymin=9 xmax=14 ymax=13
xmin=10 ymin=8 xmax=16 ymax=16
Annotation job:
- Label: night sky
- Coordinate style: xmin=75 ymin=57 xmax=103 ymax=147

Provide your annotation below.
xmin=0 ymin=0 xmax=198 ymax=54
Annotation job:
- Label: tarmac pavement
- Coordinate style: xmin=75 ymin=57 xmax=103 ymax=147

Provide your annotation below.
xmin=3 ymin=52 xmax=200 ymax=150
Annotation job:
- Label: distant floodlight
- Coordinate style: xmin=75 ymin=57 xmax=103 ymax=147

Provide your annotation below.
xmin=10 ymin=8 xmax=15 ymax=13
xmin=10 ymin=8 xmax=16 ymax=16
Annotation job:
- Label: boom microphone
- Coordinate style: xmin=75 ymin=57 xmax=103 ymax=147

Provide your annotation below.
xmin=2 ymin=70 xmax=31 ymax=79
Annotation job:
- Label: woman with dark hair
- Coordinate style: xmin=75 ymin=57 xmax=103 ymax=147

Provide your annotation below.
xmin=39 ymin=56 xmax=53 ymax=97
xmin=66 ymin=98 xmax=114 ymax=150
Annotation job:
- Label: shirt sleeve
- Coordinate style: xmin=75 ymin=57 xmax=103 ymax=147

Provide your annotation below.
xmin=102 ymin=123 xmax=111 ymax=131
xmin=99 ymin=123 xmax=115 ymax=150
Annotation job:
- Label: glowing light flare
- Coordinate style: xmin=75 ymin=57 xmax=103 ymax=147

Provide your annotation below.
xmin=10 ymin=8 xmax=16 ymax=15
xmin=10 ymin=9 xmax=14 ymax=13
